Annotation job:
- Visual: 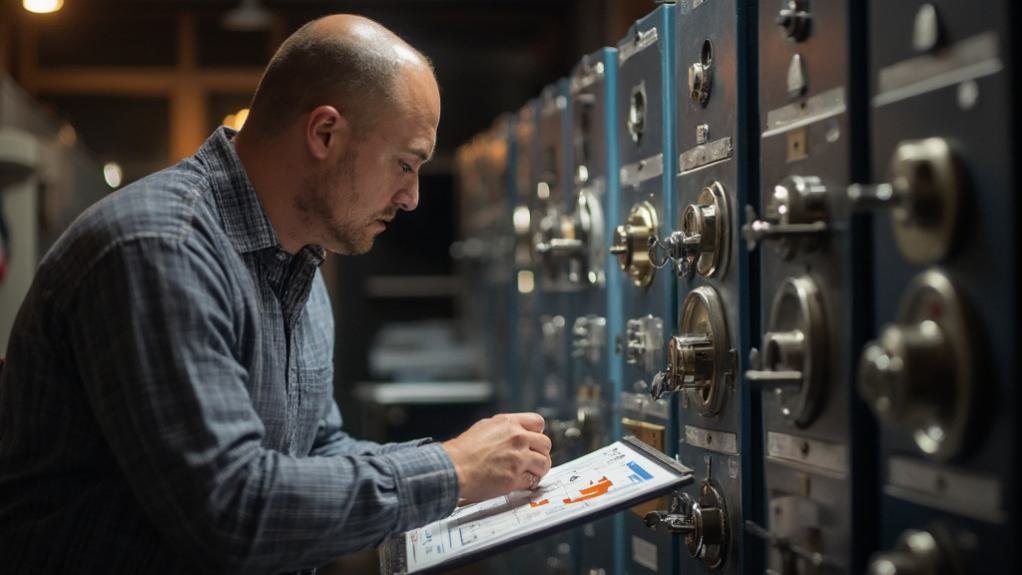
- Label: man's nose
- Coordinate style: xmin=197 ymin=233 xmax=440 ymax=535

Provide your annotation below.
xmin=395 ymin=178 xmax=419 ymax=211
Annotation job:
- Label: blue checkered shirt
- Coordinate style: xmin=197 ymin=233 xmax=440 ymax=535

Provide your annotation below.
xmin=0 ymin=127 xmax=459 ymax=573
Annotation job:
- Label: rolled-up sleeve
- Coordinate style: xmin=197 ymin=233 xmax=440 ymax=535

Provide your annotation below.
xmin=66 ymin=235 xmax=459 ymax=573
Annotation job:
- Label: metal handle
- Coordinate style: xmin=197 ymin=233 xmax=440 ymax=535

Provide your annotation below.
xmin=847 ymin=182 xmax=900 ymax=211
xmin=742 ymin=217 xmax=828 ymax=251
xmin=536 ymin=238 xmax=585 ymax=256
xmin=744 ymin=521 xmax=847 ymax=572
xmin=744 ymin=347 xmax=804 ymax=389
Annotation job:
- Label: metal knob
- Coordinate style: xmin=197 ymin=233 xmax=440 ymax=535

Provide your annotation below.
xmin=676 ymin=181 xmax=730 ymax=279
xmin=651 ymin=287 xmax=732 ymax=416
xmin=867 ymin=528 xmax=960 ymax=575
xmin=857 ymin=269 xmax=975 ymax=460
xmin=646 ymin=485 xmax=729 ymax=569
xmin=742 ymin=175 xmax=828 ymax=258
xmin=609 ymin=201 xmax=660 ymax=288
xmin=848 ymin=137 xmax=964 ymax=264
xmin=776 ymin=0 xmax=811 ymax=42
xmin=688 ymin=62 xmax=712 ymax=107
xmin=535 ymin=238 xmax=585 ymax=256
xmin=571 ymin=315 xmax=607 ymax=363
xmin=859 ymin=321 xmax=948 ymax=430
xmin=651 ymin=334 xmax=713 ymax=401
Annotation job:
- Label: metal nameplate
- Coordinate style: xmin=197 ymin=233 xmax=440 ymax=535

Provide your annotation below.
xmin=679 ymin=136 xmax=733 ymax=174
xmin=763 ymin=86 xmax=846 ymax=138
xmin=620 ymin=391 xmax=671 ymax=420
xmin=620 ymin=153 xmax=664 ymax=188
xmin=571 ymin=61 xmax=606 ymax=94
xmin=632 ymin=536 xmax=658 ymax=571
xmin=885 ymin=456 xmax=1005 ymax=524
xmin=683 ymin=425 xmax=739 ymax=455
xmin=618 ymin=26 xmax=659 ymax=64
xmin=875 ymin=31 xmax=1002 ymax=108
xmin=766 ymin=431 xmax=848 ymax=476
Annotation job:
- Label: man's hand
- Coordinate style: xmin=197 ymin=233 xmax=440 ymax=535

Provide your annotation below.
xmin=441 ymin=412 xmax=553 ymax=503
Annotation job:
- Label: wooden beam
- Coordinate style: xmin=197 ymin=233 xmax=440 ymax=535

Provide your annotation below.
xmin=29 ymin=69 xmax=176 ymax=95
xmin=170 ymin=12 xmax=206 ymax=162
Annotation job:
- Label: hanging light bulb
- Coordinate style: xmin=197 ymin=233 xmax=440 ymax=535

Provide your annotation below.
xmin=23 ymin=0 xmax=63 ymax=14
xmin=223 ymin=0 xmax=273 ymax=32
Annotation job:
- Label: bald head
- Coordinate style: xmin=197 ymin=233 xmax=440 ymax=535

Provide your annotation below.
xmin=244 ymin=14 xmax=434 ymax=136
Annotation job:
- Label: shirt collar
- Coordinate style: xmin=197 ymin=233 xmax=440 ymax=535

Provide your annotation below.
xmin=196 ymin=126 xmax=282 ymax=255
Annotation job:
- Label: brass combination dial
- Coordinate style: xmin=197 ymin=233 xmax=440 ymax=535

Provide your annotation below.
xmin=610 ymin=201 xmax=660 ymax=288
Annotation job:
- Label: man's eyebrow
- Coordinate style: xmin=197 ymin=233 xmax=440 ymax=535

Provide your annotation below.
xmin=408 ymin=145 xmax=434 ymax=163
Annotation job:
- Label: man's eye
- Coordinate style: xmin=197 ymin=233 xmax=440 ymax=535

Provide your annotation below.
xmin=400 ymin=161 xmax=413 ymax=174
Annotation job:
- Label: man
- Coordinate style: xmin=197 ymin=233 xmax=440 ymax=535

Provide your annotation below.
xmin=0 ymin=14 xmax=552 ymax=574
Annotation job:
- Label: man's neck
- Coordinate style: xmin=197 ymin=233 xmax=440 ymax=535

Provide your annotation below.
xmin=232 ymin=130 xmax=307 ymax=254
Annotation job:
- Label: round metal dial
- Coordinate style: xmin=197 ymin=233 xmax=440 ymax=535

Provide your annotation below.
xmin=680 ymin=181 xmax=731 ymax=279
xmin=610 ymin=201 xmax=660 ymax=288
xmin=887 ymin=137 xmax=964 ymax=264
xmin=684 ymin=481 xmax=729 ymax=569
xmin=673 ymin=286 xmax=731 ymax=416
xmin=858 ymin=269 xmax=975 ymax=460
xmin=764 ymin=276 xmax=827 ymax=427
xmin=868 ymin=526 xmax=962 ymax=575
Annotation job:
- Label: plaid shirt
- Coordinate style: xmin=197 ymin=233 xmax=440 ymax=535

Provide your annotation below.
xmin=0 ymin=127 xmax=458 ymax=574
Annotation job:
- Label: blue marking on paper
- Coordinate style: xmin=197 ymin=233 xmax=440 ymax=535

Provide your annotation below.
xmin=626 ymin=461 xmax=653 ymax=481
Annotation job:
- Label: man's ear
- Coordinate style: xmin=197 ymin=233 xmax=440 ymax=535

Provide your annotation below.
xmin=306 ymin=105 xmax=351 ymax=160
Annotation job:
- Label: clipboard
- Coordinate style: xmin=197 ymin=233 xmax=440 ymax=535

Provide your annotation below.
xmin=380 ymin=436 xmax=693 ymax=574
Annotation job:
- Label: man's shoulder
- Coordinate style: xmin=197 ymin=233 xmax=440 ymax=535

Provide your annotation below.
xmin=73 ymin=159 xmax=212 ymax=244
xmin=39 ymin=158 xmax=231 ymax=288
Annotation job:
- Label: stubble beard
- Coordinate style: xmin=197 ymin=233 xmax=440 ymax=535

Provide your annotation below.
xmin=296 ymin=145 xmax=375 ymax=255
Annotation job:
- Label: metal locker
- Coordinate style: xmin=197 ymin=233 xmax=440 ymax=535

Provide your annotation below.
xmin=745 ymin=0 xmax=876 ymax=572
xmin=611 ymin=4 xmax=678 ymax=574
xmin=856 ymin=2 xmax=1019 ymax=572
xmin=531 ymin=79 xmax=579 ymax=574
xmin=565 ymin=46 xmax=622 ymax=575
xmin=640 ymin=1 xmax=761 ymax=574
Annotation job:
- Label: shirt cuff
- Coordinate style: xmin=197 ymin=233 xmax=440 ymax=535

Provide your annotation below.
xmin=377 ymin=436 xmax=435 ymax=454
xmin=383 ymin=442 xmax=459 ymax=532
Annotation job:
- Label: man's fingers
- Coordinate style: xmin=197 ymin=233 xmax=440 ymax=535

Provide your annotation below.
xmin=511 ymin=412 xmax=545 ymax=433
xmin=526 ymin=430 xmax=552 ymax=455
xmin=525 ymin=451 xmax=552 ymax=481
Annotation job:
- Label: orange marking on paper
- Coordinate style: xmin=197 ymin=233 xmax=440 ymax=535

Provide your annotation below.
xmin=561 ymin=476 xmax=613 ymax=504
